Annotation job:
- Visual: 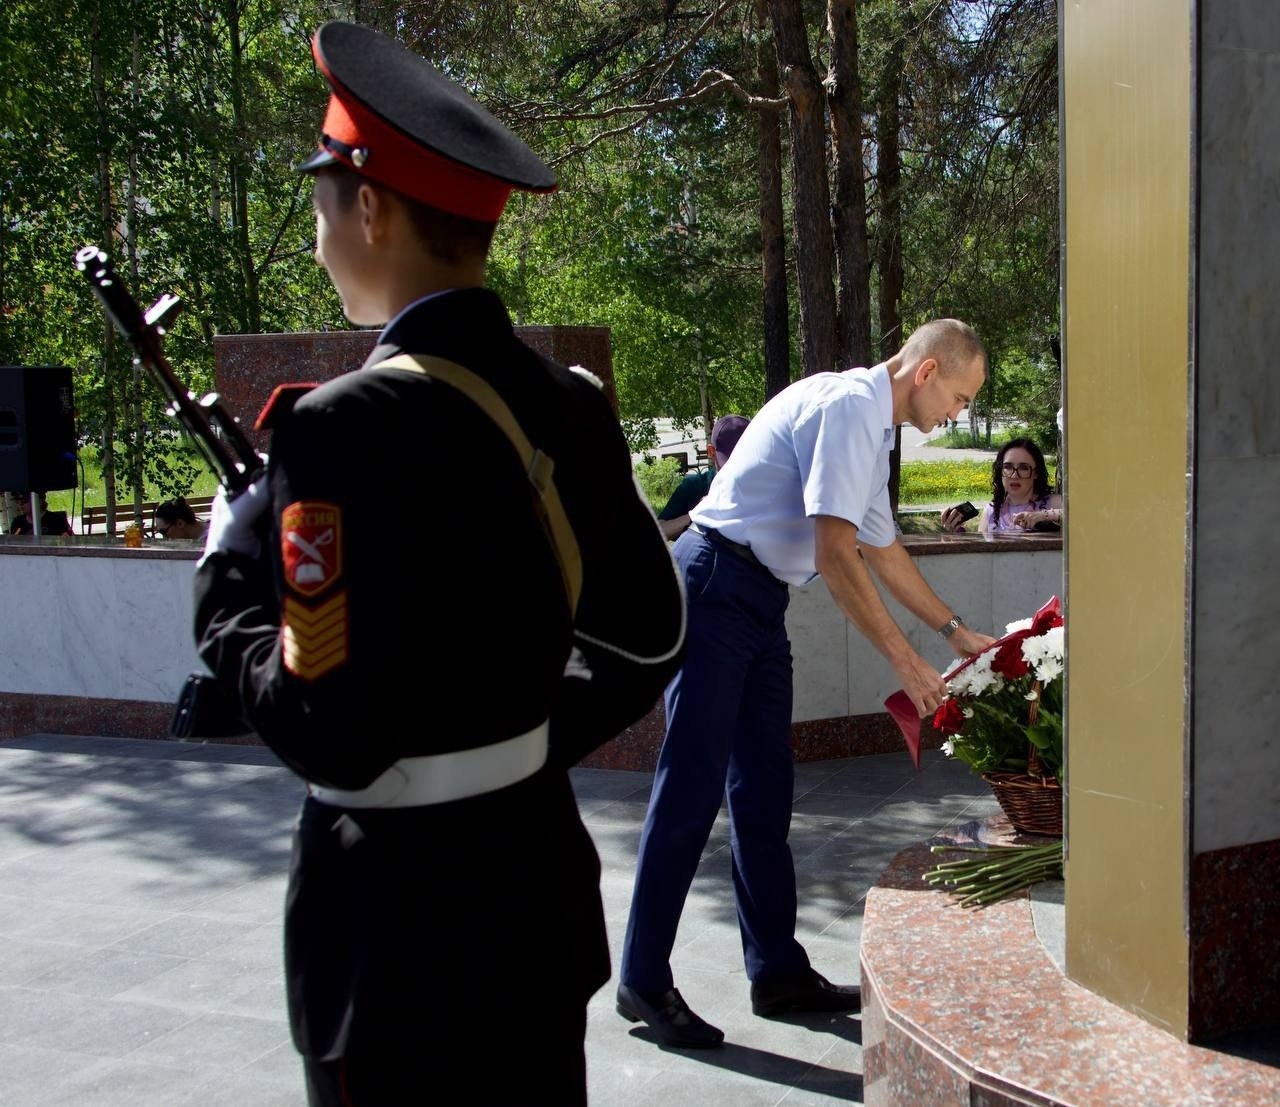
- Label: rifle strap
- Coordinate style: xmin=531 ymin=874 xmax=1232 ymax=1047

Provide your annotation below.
xmin=372 ymin=354 xmax=583 ymax=617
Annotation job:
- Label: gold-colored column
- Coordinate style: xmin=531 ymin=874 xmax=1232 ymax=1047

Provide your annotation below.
xmin=1062 ymin=0 xmax=1192 ymax=1036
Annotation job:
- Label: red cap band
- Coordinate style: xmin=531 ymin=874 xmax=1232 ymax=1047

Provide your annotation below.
xmin=313 ymin=52 xmax=513 ymax=221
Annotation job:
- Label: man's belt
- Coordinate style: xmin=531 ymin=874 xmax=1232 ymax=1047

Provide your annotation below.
xmin=690 ymin=523 xmax=766 ymax=571
xmin=308 ymin=722 xmax=549 ymax=809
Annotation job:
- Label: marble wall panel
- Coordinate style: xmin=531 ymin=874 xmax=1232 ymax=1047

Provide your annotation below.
xmin=0 ymin=550 xmax=202 ymax=701
xmin=786 ymin=578 xmax=850 ymax=721
xmin=1193 ymin=457 xmax=1280 ymax=850
xmin=0 ymin=543 xmax=1060 ymax=773
xmin=990 ymin=551 xmax=1065 ymax=634
xmin=1198 ymin=8 xmax=1280 ymax=461
xmin=799 ymin=549 xmax=1060 ymax=726
xmin=911 ymin=552 xmax=996 ymax=670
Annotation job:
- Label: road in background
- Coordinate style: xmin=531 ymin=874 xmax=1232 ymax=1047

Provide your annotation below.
xmin=636 ymin=413 xmax=998 ymax=468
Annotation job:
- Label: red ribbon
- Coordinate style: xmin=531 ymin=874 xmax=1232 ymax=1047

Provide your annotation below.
xmin=883 ymin=595 xmax=1062 ymax=770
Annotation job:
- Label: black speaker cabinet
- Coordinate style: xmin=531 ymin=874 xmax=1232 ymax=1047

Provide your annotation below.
xmin=0 ymin=366 xmax=78 ymax=492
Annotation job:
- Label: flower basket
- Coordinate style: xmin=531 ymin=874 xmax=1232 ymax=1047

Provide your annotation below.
xmin=980 ymin=769 xmax=1063 ymax=837
xmin=981 ymin=699 xmax=1063 ymax=837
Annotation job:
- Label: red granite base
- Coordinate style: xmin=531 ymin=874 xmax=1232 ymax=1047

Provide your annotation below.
xmin=0 ymin=692 xmax=927 ymax=769
xmin=1190 ymin=838 xmax=1280 ymax=1040
xmin=0 ymin=692 xmax=172 ymax=742
xmin=861 ymin=832 xmax=1280 ymax=1106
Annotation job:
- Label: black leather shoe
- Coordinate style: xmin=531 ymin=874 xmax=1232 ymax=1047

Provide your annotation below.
xmin=750 ymin=968 xmax=861 ymax=1017
xmin=616 ymin=983 xmax=725 ymax=1048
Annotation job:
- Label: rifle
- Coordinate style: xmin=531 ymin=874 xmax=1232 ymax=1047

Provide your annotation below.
xmin=75 ymin=244 xmax=260 ymax=740
xmin=74 ymin=245 xmax=264 ymax=493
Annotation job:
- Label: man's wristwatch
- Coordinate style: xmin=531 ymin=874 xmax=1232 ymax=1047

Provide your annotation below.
xmin=937 ymin=614 xmax=964 ymax=639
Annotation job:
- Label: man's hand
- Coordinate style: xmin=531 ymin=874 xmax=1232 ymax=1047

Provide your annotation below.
xmin=893 ymin=651 xmax=950 ymax=718
xmin=198 ymin=480 xmax=271 ymax=567
xmin=949 ymin=625 xmax=996 ymax=660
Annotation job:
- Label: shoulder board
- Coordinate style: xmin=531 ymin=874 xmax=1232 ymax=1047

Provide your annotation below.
xmin=255 ymin=383 xmax=321 ymax=431
xmin=567 ymin=364 xmax=604 ymax=391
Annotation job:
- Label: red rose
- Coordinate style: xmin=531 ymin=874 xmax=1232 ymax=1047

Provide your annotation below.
xmin=933 ymin=697 xmax=966 ymax=735
xmin=991 ymin=638 xmax=1030 ymax=679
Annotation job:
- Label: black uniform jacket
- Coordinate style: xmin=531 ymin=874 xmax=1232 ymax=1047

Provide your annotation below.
xmin=191 ymin=288 xmax=684 ymax=1059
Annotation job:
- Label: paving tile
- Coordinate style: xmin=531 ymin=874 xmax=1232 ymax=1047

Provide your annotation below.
xmin=0 ymin=939 xmax=89 ymax=987
xmin=0 ymin=987 xmax=103 ymax=1045
xmin=0 ymin=734 xmax=1092 ymax=1106
xmin=108 ymin=913 xmax=265 ymax=961
xmin=126 ymin=1010 xmax=291 ymax=1073
xmin=14 ymin=996 xmax=197 ymax=1058
xmin=36 ymin=1058 xmax=221 ymax=1107
xmin=24 ymin=946 xmax=188 ymax=999
xmin=114 ymin=956 xmax=285 ymax=1017
xmin=0 ymin=1041 xmax=107 ymax=1105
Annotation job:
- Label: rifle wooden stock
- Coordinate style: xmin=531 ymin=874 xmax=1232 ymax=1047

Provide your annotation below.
xmin=75 ymin=245 xmax=264 ymax=494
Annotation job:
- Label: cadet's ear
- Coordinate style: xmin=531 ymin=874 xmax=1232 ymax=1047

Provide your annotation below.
xmin=357 ymin=181 xmax=394 ymax=244
xmin=913 ymin=357 xmax=939 ymax=386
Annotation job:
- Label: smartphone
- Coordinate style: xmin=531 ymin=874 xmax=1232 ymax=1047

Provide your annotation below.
xmin=952 ymin=501 xmax=979 ymax=522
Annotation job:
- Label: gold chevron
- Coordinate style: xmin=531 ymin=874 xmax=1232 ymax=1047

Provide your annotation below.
xmin=282 ymin=593 xmax=349 ymax=679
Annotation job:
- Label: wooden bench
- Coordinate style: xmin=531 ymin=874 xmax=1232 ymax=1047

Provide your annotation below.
xmin=81 ymin=495 xmax=216 ymax=535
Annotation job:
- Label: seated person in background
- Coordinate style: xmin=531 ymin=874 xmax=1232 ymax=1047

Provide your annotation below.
xmin=657 ymin=414 xmax=750 ymax=540
xmin=154 ymin=497 xmax=208 ymax=540
xmin=940 ymin=436 xmax=1063 ymax=534
xmin=9 ymin=493 xmax=74 ymax=536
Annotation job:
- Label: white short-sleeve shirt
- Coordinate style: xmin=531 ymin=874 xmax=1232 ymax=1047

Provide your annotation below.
xmin=690 ymin=365 xmax=897 ymax=586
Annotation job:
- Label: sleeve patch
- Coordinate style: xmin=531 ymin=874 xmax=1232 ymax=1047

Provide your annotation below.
xmin=281 ymin=501 xmax=343 ymax=597
xmin=282 ymin=592 xmax=349 ymax=680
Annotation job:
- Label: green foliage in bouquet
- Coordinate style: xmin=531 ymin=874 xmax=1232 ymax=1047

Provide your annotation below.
xmin=931 ymin=599 xmax=1064 ymax=782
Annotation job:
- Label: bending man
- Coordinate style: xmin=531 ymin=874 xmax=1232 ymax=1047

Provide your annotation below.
xmin=618 ymin=319 xmax=995 ymax=1048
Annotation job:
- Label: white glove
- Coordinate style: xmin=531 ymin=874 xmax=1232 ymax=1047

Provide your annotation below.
xmin=198 ymin=480 xmax=271 ymax=567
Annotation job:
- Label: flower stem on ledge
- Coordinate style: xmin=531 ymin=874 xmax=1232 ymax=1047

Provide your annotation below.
xmin=924 ymin=841 xmax=1063 ymax=907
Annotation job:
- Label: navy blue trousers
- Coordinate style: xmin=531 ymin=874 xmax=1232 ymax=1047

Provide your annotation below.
xmin=620 ymin=529 xmax=810 ymax=991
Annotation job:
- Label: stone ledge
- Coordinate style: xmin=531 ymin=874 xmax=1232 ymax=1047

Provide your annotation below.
xmin=0 ymin=692 xmax=934 ymax=772
xmin=860 ymin=834 xmax=1280 ymax=1106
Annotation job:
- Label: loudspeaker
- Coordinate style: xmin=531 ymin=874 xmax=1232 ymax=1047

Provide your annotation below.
xmin=0 ymin=366 xmax=78 ymax=492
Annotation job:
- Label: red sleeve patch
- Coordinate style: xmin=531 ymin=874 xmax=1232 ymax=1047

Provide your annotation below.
xmin=281 ymin=501 xmax=343 ymax=596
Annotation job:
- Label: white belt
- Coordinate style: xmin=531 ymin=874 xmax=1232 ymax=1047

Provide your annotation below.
xmin=308 ymin=722 xmax=549 ymax=809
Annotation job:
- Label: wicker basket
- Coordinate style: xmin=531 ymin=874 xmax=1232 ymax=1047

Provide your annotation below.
xmin=980 ymin=685 xmax=1063 ymax=837
xmin=980 ymin=769 xmax=1063 ymax=837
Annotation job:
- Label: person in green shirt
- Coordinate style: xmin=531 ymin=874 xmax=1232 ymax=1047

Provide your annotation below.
xmin=657 ymin=414 xmax=749 ymax=540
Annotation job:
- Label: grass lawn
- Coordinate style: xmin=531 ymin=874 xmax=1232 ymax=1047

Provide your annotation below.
xmin=36 ymin=443 xmax=1034 ymax=528
xmin=39 ymin=445 xmax=221 ymax=517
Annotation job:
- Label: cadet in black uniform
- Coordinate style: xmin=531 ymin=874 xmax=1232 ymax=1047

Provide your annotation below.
xmin=193 ymin=21 xmax=685 ymax=1106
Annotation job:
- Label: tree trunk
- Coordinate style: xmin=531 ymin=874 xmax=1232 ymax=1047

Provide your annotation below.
xmin=877 ymin=5 xmax=908 ymax=513
xmin=827 ymin=0 xmax=873 ymax=371
xmin=756 ymin=0 xmax=791 ymax=400
xmin=125 ymin=26 xmax=144 ymax=524
xmin=225 ymin=1 xmax=261 ymax=334
xmin=770 ymin=0 xmax=836 ymax=378
xmin=90 ymin=6 xmax=118 ymax=533
xmin=875 ymin=27 xmax=905 ymax=362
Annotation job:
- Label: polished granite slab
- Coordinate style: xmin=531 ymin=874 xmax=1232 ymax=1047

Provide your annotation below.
xmin=860 ymin=821 xmax=1280 ymax=1106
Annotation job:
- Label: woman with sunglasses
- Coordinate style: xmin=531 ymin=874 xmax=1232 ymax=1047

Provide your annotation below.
xmin=154 ymin=497 xmax=208 ymax=540
xmin=941 ymin=436 xmax=1062 ymax=534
